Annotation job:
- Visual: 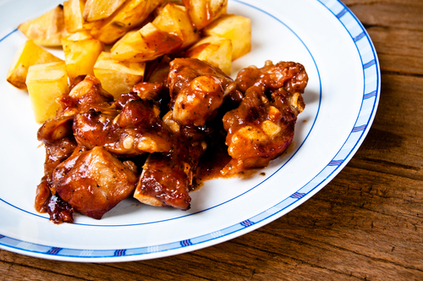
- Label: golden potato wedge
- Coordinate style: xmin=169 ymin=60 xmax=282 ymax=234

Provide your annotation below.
xmin=111 ymin=23 xmax=182 ymax=62
xmin=152 ymin=3 xmax=199 ymax=49
xmin=83 ymin=0 xmax=126 ymax=22
xmin=94 ymin=52 xmax=146 ymax=98
xmin=185 ymin=35 xmax=232 ymax=74
xmin=62 ymin=32 xmax=104 ymax=82
xmin=182 ymin=0 xmax=227 ymax=30
xmin=18 ymin=5 xmax=68 ymax=47
xmin=6 ymin=40 xmax=63 ymax=90
xmin=203 ymin=14 xmax=251 ymax=60
xmin=89 ymin=0 xmax=164 ymax=44
xmin=63 ymin=0 xmax=85 ymax=33
xmin=26 ymin=62 xmax=69 ymax=123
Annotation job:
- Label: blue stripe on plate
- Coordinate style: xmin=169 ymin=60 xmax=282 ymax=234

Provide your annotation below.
xmin=354 ymin=32 xmax=366 ymax=42
xmin=291 ymin=192 xmax=306 ymax=199
xmin=364 ymin=90 xmax=377 ymax=99
xmin=46 ymin=247 xmax=62 ymax=255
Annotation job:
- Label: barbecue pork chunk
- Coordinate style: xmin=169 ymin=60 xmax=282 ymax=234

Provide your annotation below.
xmin=52 ymin=146 xmax=138 ymax=219
xmin=221 ymin=61 xmax=308 ymax=175
xmin=168 ymin=58 xmax=236 ymax=127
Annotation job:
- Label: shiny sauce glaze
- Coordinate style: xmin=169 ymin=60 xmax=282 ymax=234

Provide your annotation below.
xmin=35 ymin=58 xmax=308 ymax=223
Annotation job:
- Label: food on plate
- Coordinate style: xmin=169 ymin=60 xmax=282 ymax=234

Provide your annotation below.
xmin=202 ymin=14 xmax=251 ymax=61
xmin=185 ymin=35 xmax=232 ymax=75
xmin=18 ymin=5 xmax=68 ymax=47
xmin=26 ymin=61 xmax=69 ymax=123
xmin=61 ymin=31 xmax=104 ymax=81
xmin=53 ymin=146 xmax=139 ymax=219
xmin=83 ymin=0 xmax=127 ymax=22
xmin=6 ymin=0 xmax=309 ymax=223
xmin=88 ymin=0 xmax=163 ymax=44
xmin=63 ymin=0 xmax=85 ymax=33
xmin=6 ymin=40 xmax=63 ymax=90
xmin=152 ymin=2 xmax=200 ymax=49
xmin=93 ymin=52 xmax=146 ymax=98
xmin=110 ymin=22 xmax=183 ymax=62
xmin=34 ymin=58 xmax=307 ymax=223
xmin=221 ymin=61 xmax=308 ymax=175
xmin=182 ymin=0 xmax=227 ymax=30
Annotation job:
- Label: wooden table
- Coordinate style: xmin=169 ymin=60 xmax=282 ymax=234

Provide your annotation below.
xmin=1 ymin=0 xmax=422 ymax=280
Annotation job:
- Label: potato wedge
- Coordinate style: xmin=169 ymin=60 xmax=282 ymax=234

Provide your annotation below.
xmin=182 ymin=0 xmax=227 ymax=30
xmin=26 ymin=62 xmax=68 ymax=123
xmin=83 ymin=0 xmax=126 ymax=22
xmin=94 ymin=52 xmax=146 ymax=98
xmin=185 ymin=35 xmax=232 ymax=74
xmin=18 ymin=5 xmax=68 ymax=47
xmin=152 ymin=3 xmax=199 ymax=49
xmin=203 ymin=14 xmax=251 ymax=61
xmin=62 ymin=31 xmax=104 ymax=82
xmin=63 ymin=0 xmax=85 ymax=33
xmin=111 ymin=23 xmax=182 ymax=62
xmin=6 ymin=40 xmax=63 ymax=90
xmin=89 ymin=0 xmax=164 ymax=44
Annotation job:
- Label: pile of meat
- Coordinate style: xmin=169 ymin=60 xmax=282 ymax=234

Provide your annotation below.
xmin=35 ymin=58 xmax=308 ymax=223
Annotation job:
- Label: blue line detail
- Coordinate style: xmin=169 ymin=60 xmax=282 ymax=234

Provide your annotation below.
xmin=354 ymin=32 xmax=366 ymax=42
xmin=46 ymin=247 xmax=62 ymax=255
xmin=352 ymin=125 xmax=366 ymax=132
xmin=241 ymin=220 xmax=254 ymax=227
xmin=328 ymin=160 xmax=343 ymax=166
xmin=363 ymin=59 xmax=376 ymax=69
xmin=114 ymin=249 xmax=126 ymax=256
xmin=364 ymin=90 xmax=377 ymax=99
xmin=336 ymin=8 xmax=347 ymax=18
xmin=291 ymin=192 xmax=306 ymax=199
xmin=180 ymin=240 xmax=192 ymax=247
xmin=0 ymin=28 xmax=18 ymax=43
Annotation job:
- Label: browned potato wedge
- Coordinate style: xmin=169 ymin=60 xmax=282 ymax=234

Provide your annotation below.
xmin=18 ymin=5 xmax=68 ymax=47
xmin=63 ymin=0 xmax=85 ymax=33
xmin=62 ymin=31 xmax=104 ymax=82
xmin=182 ymin=0 xmax=227 ymax=30
xmin=111 ymin=23 xmax=182 ymax=62
xmin=203 ymin=14 xmax=251 ymax=61
xmin=89 ymin=0 xmax=164 ymax=44
xmin=26 ymin=62 xmax=69 ymax=123
xmin=94 ymin=52 xmax=146 ymax=98
xmin=6 ymin=40 xmax=63 ymax=90
xmin=152 ymin=2 xmax=199 ymax=49
xmin=185 ymin=35 xmax=232 ymax=74
xmin=83 ymin=0 xmax=126 ymax=22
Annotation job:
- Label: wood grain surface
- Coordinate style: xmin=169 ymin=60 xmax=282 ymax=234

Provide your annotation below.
xmin=1 ymin=0 xmax=423 ymax=280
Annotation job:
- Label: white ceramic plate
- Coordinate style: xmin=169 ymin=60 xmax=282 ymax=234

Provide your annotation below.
xmin=0 ymin=0 xmax=380 ymax=262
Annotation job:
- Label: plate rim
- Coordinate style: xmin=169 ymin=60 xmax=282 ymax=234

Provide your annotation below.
xmin=0 ymin=0 xmax=380 ymax=262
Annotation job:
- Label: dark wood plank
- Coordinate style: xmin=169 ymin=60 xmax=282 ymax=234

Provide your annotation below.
xmin=344 ymin=0 xmax=423 ymax=31
xmin=349 ymin=74 xmax=423 ymax=180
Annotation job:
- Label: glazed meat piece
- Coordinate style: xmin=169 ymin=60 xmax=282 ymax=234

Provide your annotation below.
xmin=35 ymin=137 xmax=77 ymax=223
xmin=52 ymin=146 xmax=138 ymax=219
xmin=73 ymin=98 xmax=174 ymax=155
xmin=66 ymin=75 xmax=174 ymax=155
xmin=236 ymin=60 xmax=308 ymax=94
xmin=59 ymin=75 xmax=114 ymax=117
xmin=134 ymin=116 xmax=207 ymax=210
xmin=173 ymin=75 xmax=226 ymax=126
xmin=134 ymin=151 xmax=192 ymax=210
xmin=221 ymin=61 xmax=308 ymax=175
xmin=168 ymin=58 xmax=236 ymax=126
xmin=36 ymin=115 xmax=77 ymax=223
